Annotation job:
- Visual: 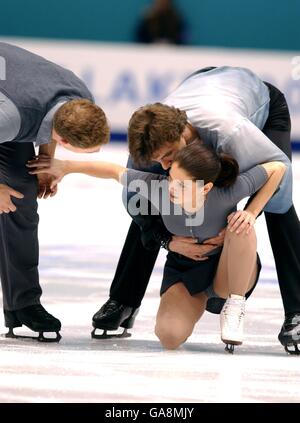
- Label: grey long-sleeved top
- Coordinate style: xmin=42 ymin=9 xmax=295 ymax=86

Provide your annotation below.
xmin=121 ymin=164 xmax=268 ymax=254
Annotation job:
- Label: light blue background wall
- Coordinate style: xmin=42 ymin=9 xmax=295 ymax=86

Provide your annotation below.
xmin=0 ymin=0 xmax=298 ymax=51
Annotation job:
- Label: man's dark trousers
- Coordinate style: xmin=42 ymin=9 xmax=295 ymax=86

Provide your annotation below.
xmin=0 ymin=142 xmax=41 ymax=311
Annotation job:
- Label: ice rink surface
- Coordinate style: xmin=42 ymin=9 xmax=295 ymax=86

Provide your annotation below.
xmin=0 ymin=143 xmax=300 ymax=403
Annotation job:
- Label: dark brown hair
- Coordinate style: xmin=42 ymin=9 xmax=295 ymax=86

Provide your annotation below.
xmin=174 ymin=141 xmax=239 ymax=188
xmin=128 ymin=103 xmax=187 ymax=165
xmin=54 ymin=99 xmax=110 ymax=148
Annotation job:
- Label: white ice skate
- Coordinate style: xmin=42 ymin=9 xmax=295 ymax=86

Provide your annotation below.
xmin=220 ymin=294 xmax=246 ymax=354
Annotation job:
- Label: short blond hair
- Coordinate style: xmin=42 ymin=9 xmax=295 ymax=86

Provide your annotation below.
xmin=54 ymin=99 xmax=110 ymax=148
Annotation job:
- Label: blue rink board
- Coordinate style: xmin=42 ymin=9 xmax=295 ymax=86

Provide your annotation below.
xmin=110 ymin=133 xmax=300 ymax=152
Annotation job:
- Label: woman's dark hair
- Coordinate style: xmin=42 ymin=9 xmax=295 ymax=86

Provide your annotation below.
xmin=174 ymin=140 xmax=239 ymax=188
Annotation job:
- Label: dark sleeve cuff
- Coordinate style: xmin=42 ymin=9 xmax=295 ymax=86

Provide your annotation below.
xmin=140 ymin=216 xmax=172 ymax=251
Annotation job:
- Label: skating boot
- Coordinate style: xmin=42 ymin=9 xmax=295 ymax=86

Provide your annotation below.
xmin=4 ymin=304 xmax=61 ymax=342
xmin=278 ymin=313 xmax=300 ymax=355
xmin=91 ymin=299 xmax=139 ymax=339
xmin=220 ymin=294 xmax=246 ymax=354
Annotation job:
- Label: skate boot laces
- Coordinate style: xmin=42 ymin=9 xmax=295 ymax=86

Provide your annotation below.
xmin=101 ymin=300 xmax=120 ymax=314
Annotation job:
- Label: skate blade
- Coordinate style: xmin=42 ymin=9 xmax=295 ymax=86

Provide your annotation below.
xmin=91 ymin=328 xmax=131 ymax=340
xmin=225 ymin=344 xmax=235 ymax=354
xmin=4 ymin=328 xmax=61 ymax=343
xmin=284 ymin=343 xmax=300 ymax=355
xmin=222 ymin=338 xmax=242 ymax=354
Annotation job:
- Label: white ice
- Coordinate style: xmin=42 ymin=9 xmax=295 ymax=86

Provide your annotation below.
xmin=0 ymin=143 xmax=300 ymax=403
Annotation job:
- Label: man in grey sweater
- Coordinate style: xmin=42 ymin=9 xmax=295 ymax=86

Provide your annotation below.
xmin=0 ymin=42 xmax=109 ymax=342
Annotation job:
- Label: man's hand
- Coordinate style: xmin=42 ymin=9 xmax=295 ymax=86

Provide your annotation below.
xmin=168 ymin=235 xmax=219 ymax=261
xmin=0 ymin=184 xmax=24 ymax=214
xmin=37 ymin=174 xmax=58 ymax=199
xmin=203 ymin=228 xmax=226 ymax=247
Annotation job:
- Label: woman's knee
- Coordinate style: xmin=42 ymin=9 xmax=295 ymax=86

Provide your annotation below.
xmin=225 ymin=226 xmax=257 ymax=249
xmin=155 ymin=319 xmax=192 ymax=350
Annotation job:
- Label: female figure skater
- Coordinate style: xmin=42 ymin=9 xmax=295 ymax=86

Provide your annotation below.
xmin=27 ymin=141 xmax=286 ymax=352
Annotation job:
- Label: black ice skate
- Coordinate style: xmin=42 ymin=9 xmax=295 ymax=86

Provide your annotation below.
xmin=91 ymin=299 xmax=139 ymax=339
xmin=278 ymin=313 xmax=300 ymax=355
xmin=3 ymin=304 xmax=61 ymax=343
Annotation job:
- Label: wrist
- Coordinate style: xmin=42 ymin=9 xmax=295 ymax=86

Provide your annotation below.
xmin=39 ymin=143 xmax=56 ymax=158
xmin=167 ymin=238 xmax=175 ymax=252
xmin=38 ymin=146 xmax=49 ymax=155
xmin=139 ymin=217 xmax=172 ymax=251
xmin=245 ymin=207 xmax=258 ymax=219
xmin=64 ymin=160 xmax=73 ymax=175
xmin=153 ymin=227 xmax=172 ymax=251
xmin=160 ymin=235 xmax=172 ymax=251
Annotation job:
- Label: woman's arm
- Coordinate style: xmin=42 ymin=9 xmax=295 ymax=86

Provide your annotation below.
xmin=227 ymin=161 xmax=287 ymax=234
xmin=27 ymin=156 xmax=126 ymax=189
xmin=245 ymin=161 xmax=287 ymax=217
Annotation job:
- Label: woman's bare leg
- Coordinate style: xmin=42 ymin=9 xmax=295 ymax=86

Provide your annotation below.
xmin=212 ymin=228 xmax=259 ymax=347
xmin=155 ymin=282 xmax=207 ymax=350
xmin=213 ymin=227 xmax=258 ymax=297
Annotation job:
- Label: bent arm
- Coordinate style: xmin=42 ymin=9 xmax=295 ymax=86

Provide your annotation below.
xmin=218 ymin=117 xmax=292 ymax=214
xmin=122 ymin=156 xmax=172 ymax=250
xmin=221 ymin=118 xmax=290 ymax=172
xmin=245 ymin=161 xmax=287 ymax=217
